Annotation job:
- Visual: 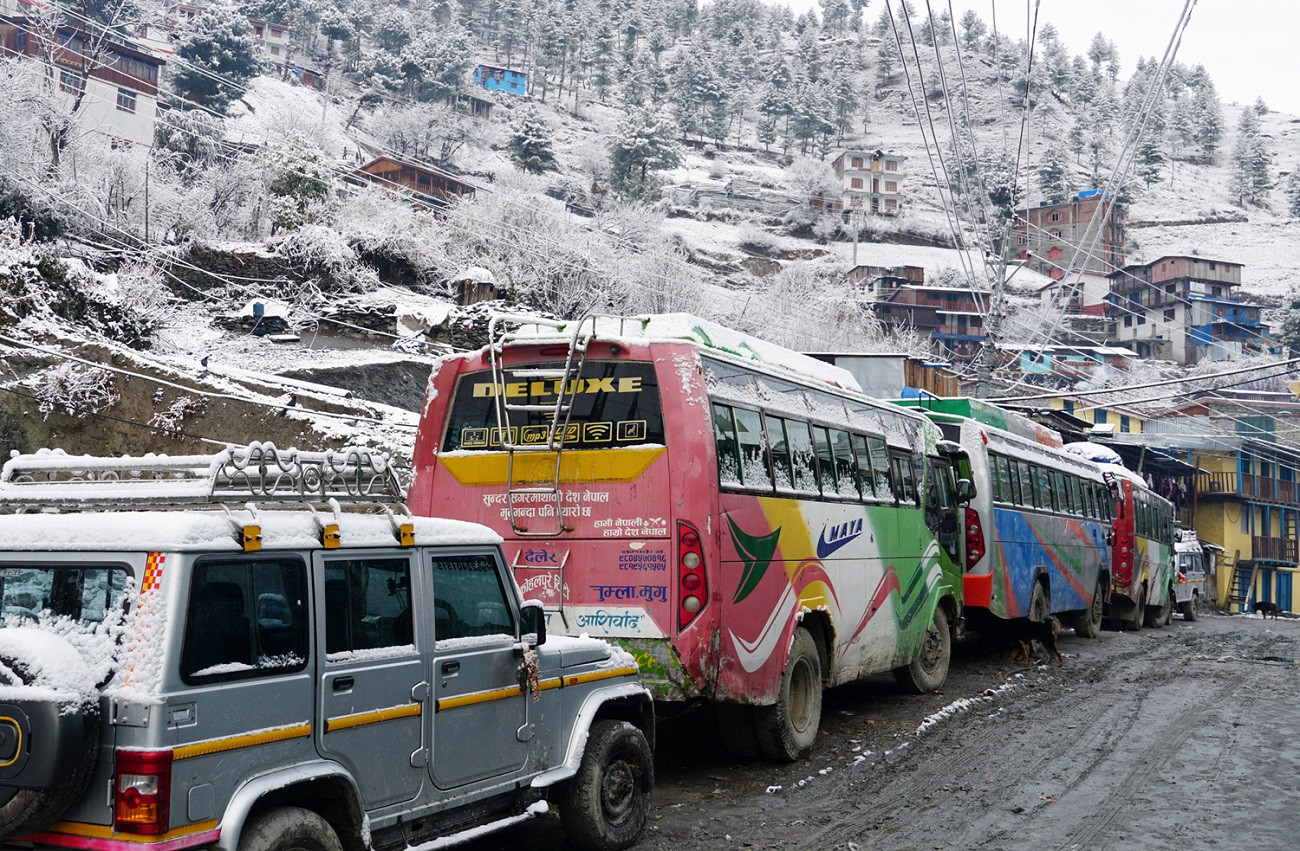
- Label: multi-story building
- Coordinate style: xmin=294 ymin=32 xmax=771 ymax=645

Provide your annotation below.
xmin=873 ymin=284 xmax=991 ymax=359
xmin=0 ymin=1 xmax=166 ymax=147
xmin=830 ymin=149 xmax=906 ymax=216
xmin=1013 ymin=190 xmax=1126 ymax=280
xmin=473 ymin=64 xmax=528 ymax=96
xmin=1107 ymin=255 xmax=1265 ymax=365
xmin=845 ymin=263 xmax=924 ymax=301
xmin=1017 ymin=345 xmax=1135 ymax=382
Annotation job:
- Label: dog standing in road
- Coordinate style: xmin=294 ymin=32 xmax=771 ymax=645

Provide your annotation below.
xmin=1252 ymin=601 xmax=1281 ymax=619
xmin=990 ymin=615 xmax=1065 ymax=666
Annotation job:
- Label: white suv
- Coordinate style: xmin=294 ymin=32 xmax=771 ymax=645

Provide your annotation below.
xmin=0 ymin=444 xmax=653 ymax=851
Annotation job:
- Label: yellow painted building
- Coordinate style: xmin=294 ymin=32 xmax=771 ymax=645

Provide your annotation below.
xmin=1048 ymin=399 xmax=1144 ymax=434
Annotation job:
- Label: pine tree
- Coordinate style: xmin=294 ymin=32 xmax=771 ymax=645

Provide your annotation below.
xmin=508 ymin=108 xmax=557 ymax=174
xmin=1253 ymin=95 xmax=1269 ymax=115
xmin=1280 ymin=286 xmax=1300 ymax=355
xmin=1230 ymin=107 xmax=1273 ymax=204
xmin=875 ymin=33 xmax=898 ymax=86
xmin=608 ymin=107 xmax=683 ymax=201
xmin=1286 ymin=171 xmax=1300 ymax=217
xmin=1037 ymin=143 xmax=1071 ymax=201
xmin=1189 ymin=66 xmax=1224 ymax=159
xmin=171 ymin=4 xmax=261 ymax=114
xmin=820 ymin=0 xmax=851 ymax=34
xmin=265 ymin=134 xmax=332 ymax=234
xmin=1136 ymin=137 xmax=1165 ymax=188
xmin=958 ymin=10 xmax=986 ymax=51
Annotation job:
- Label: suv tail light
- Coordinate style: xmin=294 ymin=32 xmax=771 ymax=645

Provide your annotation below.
xmin=964 ymin=508 xmax=985 ymax=569
xmin=114 ymin=749 xmax=173 ymax=835
xmin=678 ymin=521 xmax=708 ymax=629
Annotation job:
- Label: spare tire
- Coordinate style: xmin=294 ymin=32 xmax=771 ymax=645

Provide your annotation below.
xmin=0 ymin=638 xmax=103 ymax=837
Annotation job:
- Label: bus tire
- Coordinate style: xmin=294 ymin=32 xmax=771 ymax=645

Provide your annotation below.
xmin=1073 ymin=577 xmax=1105 ymax=639
xmin=1180 ymin=599 xmax=1198 ymax=622
xmin=755 ymin=627 xmax=822 ymax=762
xmin=1144 ymin=587 xmax=1170 ymax=628
xmin=557 ymin=720 xmax=653 ymax=851
xmin=715 ymin=704 xmax=762 ymax=760
xmin=1123 ymin=588 xmax=1145 ymax=632
xmin=1028 ymin=580 xmax=1050 ymax=623
xmin=894 ymin=606 xmax=951 ymax=694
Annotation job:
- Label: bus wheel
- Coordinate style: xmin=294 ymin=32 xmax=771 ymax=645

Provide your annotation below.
xmin=1144 ymin=587 xmax=1170 ymax=628
xmin=1123 ymin=588 xmax=1146 ymax=632
xmin=894 ymin=606 xmax=951 ymax=694
xmin=1180 ymin=599 xmax=1198 ymax=622
xmin=715 ymin=704 xmax=761 ymax=759
xmin=1073 ymin=577 xmax=1104 ymax=639
xmin=1028 ymin=580 xmax=1050 ymax=623
xmin=756 ymin=627 xmax=822 ymax=762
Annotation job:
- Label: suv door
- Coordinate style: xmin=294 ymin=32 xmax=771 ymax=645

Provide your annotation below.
xmin=427 ymin=549 xmax=530 ymax=790
xmin=314 ymin=551 xmax=426 ymax=809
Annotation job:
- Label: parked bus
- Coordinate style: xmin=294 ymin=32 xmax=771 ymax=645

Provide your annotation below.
xmin=409 ymin=313 xmax=972 ymax=761
xmin=1103 ymin=468 xmax=1177 ymax=629
xmin=899 ymin=399 xmax=1112 ymax=638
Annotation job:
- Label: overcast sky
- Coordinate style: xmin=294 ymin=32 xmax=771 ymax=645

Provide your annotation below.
xmin=771 ymin=0 xmax=1300 ymax=115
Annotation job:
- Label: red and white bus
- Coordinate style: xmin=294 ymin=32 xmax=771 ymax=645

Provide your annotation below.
xmin=409 ymin=314 xmax=969 ymax=761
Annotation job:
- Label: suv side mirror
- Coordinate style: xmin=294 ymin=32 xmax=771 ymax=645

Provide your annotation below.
xmin=955 ymin=478 xmax=976 ymax=504
xmin=520 ymin=599 xmax=547 ymax=647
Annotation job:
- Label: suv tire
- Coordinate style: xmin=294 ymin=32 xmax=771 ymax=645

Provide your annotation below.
xmin=238 ymin=806 xmax=343 ymax=851
xmin=0 ymin=655 xmax=101 ymax=838
xmin=557 ymin=720 xmax=653 ymax=851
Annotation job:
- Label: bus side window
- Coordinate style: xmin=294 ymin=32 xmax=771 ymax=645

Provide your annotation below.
xmin=1006 ymin=456 xmax=1022 ymax=505
xmin=994 ymin=455 xmax=1012 ymax=503
xmin=1052 ymin=471 xmax=1069 ymax=514
xmin=734 ymin=408 xmax=772 ymax=490
xmin=891 ymin=454 xmax=917 ymax=505
xmin=850 ymin=433 xmax=875 ymax=499
xmin=1083 ymin=482 xmax=1096 ymax=518
xmin=768 ymin=417 xmax=794 ymax=490
xmin=711 ymin=403 xmax=743 ymax=487
xmin=1016 ymin=461 xmax=1035 ymax=509
xmin=786 ymin=421 xmax=818 ymax=494
xmin=811 ymin=426 xmax=838 ymax=497
xmin=867 ymin=436 xmax=892 ymax=498
xmin=1034 ymin=466 xmax=1052 ymax=511
xmin=829 ymin=429 xmax=858 ymax=499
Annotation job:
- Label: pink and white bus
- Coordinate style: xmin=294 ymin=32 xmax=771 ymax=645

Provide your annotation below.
xmin=409 ymin=314 xmax=970 ymax=761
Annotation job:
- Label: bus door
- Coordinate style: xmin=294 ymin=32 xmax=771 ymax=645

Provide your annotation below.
xmin=924 ymin=455 xmax=962 ymax=566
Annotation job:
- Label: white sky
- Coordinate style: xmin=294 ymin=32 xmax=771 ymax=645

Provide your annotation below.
xmin=769 ymin=1 xmax=1300 ymax=115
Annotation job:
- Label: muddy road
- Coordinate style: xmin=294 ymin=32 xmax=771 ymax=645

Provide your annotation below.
xmin=469 ymin=611 xmax=1300 ymax=850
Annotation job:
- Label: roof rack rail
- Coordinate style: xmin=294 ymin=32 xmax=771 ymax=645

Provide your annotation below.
xmin=0 ymin=442 xmax=404 ymax=508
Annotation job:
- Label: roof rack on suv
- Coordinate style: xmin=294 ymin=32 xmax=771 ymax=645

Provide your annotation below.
xmin=0 ymin=442 xmax=405 ymax=509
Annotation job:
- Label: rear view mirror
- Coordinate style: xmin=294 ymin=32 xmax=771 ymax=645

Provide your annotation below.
xmin=520 ymin=599 xmax=547 ymax=647
xmin=955 ymin=478 xmax=976 ymax=504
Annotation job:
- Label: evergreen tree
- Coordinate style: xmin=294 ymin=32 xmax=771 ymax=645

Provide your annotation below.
xmin=827 ymin=44 xmax=860 ymax=143
xmin=265 ymin=134 xmax=333 ymax=233
xmin=875 ymin=32 xmax=898 ymax=86
xmin=171 ymin=4 xmax=261 ymax=114
xmin=958 ymin=9 xmax=985 ymax=51
xmin=1037 ymin=143 xmax=1071 ymax=201
xmin=608 ymin=107 xmax=683 ymax=201
xmin=1286 ymin=171 xmax=1300 ymax=217
xmin=1253 ymin=95 xmax=1269 ymax=115
xmin=401 ymin=25 xmax=471 ymax=103
xmin=508 ymin=108 xmax=557 ymax=174
xmin=1135 ymin=137 xmax=1165 ymax=188
xmin=1280 ymin=286 xmax=1300 ymax=355
xmin=820 ymin=0 xmax=851 ymax=34
xmin=1192 ymin=81 xmax=1224 ymax=159
xmin=1229 ymin=106 xmax=1273 ymax=204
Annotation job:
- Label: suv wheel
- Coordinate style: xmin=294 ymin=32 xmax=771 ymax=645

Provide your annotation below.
xmin=238 ymin=807 xmax=343 ymax=851
xmin=557 ymin=720 xmax=653 ymax=851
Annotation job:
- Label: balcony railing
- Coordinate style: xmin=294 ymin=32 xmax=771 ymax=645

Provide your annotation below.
xmin=1196 ymin=472 xmax=1299 ymax=504
xmin=1252 ymin=536 xmax=1298 ymax=563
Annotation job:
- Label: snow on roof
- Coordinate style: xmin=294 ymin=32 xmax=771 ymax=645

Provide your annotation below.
xmin=0 ymin=510 xmax=499 ymax=552
xmin=452 ymin=266 xmax=496 ymax=284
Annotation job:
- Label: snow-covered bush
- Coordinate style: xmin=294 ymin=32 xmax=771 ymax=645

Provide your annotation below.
xmin=270 ymin=224 xmax=379 ymax=292
xmin=28 ymin=362 xmax=119 ymax=421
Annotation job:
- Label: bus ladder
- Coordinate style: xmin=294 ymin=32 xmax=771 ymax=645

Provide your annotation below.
xmin=486 ymin=313 xmax=597 ymax=537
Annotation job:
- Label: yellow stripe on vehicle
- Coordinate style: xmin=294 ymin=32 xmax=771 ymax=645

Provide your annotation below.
xmin=37 ymin=819 xmax=219 ymax=842
xmin=435 ymin=666 xmax=639 ymax=712
xmin=325 ymin=703 xmax=422 ymax=733
xmin=438 ymin=447 xmax=665 ymax=486
xmin=172 ymin=723 xmax=311 ymax=761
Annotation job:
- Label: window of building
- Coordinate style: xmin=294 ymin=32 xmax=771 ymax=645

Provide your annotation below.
xmin=1018 ymin=234 xmax=1029 ymax=245
xmin=885 ymin=180 xmax=897 ymax=192
xmin=1120 ymin=416 xmax=1131 ymax=433
xmin=1137 ymin=315 xmax=1146 ymax=325
xmin=851 ymin=156 xmax=863 ymax=168
xmin=885 ymin=160 xmax=897 ymax=171
xmin=885 ymin=199 xmax=897 ymax=211
xmin=1164 ymin=308 xmax=1175 ymax=322
xmin=1063 ymin=400 xmax=1075 ymax=415
xmin=851 ymin=177 xmax=863 ymax=189
xmin=115 ymin=88 xmax=136 ymax=113
xmin=1094 ymin=409 xmax=1106 ymax=425
xmin=1049 ymin=229 xmax=1061 ymax=238
xmin=58 ymin=70 xmax=84 ymax=95
xmin=1213 ymin=286 xmax=1222 ymax=297
xmin=254 ymin=25 xmax=264 ymax=36
xmin=271 ymin=45 xmax=281 ymax=55
xmin=1047 ymin=247 xmax=1062 ymax=260
xmin=1124 ymin=316 xmax=1132 ymax=327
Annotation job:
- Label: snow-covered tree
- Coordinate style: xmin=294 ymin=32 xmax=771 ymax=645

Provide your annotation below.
xmin=608 ymin=107 xmax=683 ymax=201
xmin=401 ymin=25 xmax=471 ymax=103
xmin=958 ymin=10 xmax=986 ymax=52
xmin=265 ymin=134 xmax=334 ymax=233
xmin=508 ymin=108 xmax=557 ymax=174
xmin=1280 ymin=287 xmax=1300 ymax=355
xmin=171 ymin=4 xmax=261 ymax=114
xmin=1229 ymin=107 xmax=1272 ymax=204
xmin=1135 ymin=137 xmax=1165 ymax=188
xmin=1253 ymin=95 xmax=1269 ymax=115
xmin=154 ymin=108 xmax=225 ymax=173
xmin=1285 ymin=171 xmax=1300 ymax=217
xmin=1189 ymin=67 xmax=1224 ymax=159
xmin=1037 ymin=143 xmax=1071 ymax=201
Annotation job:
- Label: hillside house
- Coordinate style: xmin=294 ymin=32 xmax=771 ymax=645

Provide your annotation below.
xmin=1016 ymin=345 xmax=1135 ymax=381
xmin=346 ymin=156 xmax=480 ymax=208
xmin=0 ymin=1 xmax=166 ymax=147
xmin=1013 ymin=191 xmax=1126 ymax=280
xmin=845 ymin=264 xmax=924 ymax=301
xmin=473 ymin=64 xmax=527 ymax=96
xmin=830 ymin=149 xmax=906 ymax=216
xmin=1106 ymin=255 xmax=1266 ymax=365
xmin=872 ymin=285 xmax=991 ymax=360
xmin=807 ymin=352 xmax=960 ymax=399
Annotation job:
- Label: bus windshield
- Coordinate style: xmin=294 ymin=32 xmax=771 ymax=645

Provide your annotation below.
xmin=441 ymin=360 xmax=666 ymax=452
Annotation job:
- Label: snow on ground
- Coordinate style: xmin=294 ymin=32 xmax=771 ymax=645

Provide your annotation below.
xmin=225 ymin=76 xmax=354 ymax=160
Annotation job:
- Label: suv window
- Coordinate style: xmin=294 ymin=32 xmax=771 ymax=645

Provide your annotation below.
xmin=0 ymin=564 xmax=129 ymax=621
xmin=324 ymin=557 xmax=414 ymax=655
xmin=430 ymin=554 xmax=515 ymax=641
xmin=181 ymin=557 xmax=309 ymax=684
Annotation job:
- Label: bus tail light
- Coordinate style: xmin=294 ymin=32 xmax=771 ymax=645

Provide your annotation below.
xmin=114 ymin=749 xmax=172 ymax=835
xmin=964 ymin=508 xmax=985 ymax=569
xmin=678 ymin=521 xmax=708 ymax=629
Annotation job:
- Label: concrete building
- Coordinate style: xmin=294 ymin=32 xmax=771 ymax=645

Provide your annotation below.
xmin=830 ymin=149 xmax=906 ymax=216
xmin=1106 ymin=255 xmax=1265 ymax=365
xmin=872 ymin=285 xmax=992 ymax=360
xmin=1013 ymin=190 xmax=1125 ymax=279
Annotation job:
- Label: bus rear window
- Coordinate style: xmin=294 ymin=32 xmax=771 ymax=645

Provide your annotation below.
xmin=441 ymin=360 xmax=665 ymax=451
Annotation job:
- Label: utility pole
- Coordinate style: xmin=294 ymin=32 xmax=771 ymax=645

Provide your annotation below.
xmin=851 ymin=209 xmax=860 ymax=267
xmin=974 ymin=218 xmax=1014 ymax=399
